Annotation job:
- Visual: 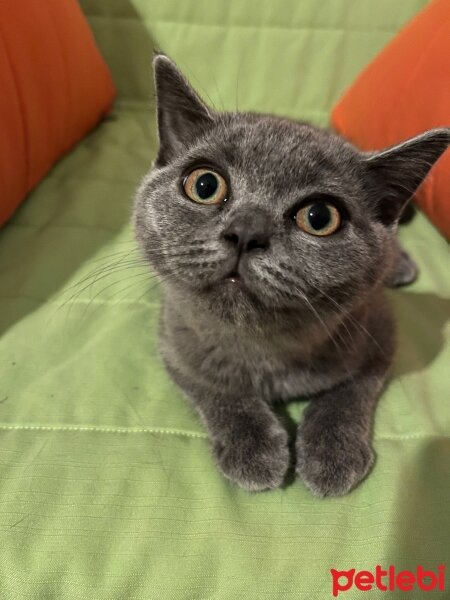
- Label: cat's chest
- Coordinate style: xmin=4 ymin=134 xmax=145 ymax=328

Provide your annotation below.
xmin=163 ymin=309 xmax=350 ymax=401
xmin=255 ymin=356 xmax=348 ymax=401
xmin=224 ymin=339 xmax=348 ymax=401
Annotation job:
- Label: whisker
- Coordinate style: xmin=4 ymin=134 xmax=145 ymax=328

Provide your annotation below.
xmin=260 ymin=267 xmax=358 ymax=381
xmin=58 ymin=261 xmax=148 ymax=314
xmin=306 ymin=280 xmax=386 ymax=356
xmin=79 ymin=272 xmax=154 ymax=321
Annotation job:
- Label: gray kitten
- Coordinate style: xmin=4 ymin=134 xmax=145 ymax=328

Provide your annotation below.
xmin=134 ymin=54 xmax=450 ymax=496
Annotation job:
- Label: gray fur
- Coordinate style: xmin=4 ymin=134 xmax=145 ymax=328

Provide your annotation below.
xmin=134 ymin=55 xmax=450 ymax=496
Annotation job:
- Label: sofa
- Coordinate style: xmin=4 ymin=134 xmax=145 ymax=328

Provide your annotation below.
xmin=0 ymin=1 xmax=448 ymax=597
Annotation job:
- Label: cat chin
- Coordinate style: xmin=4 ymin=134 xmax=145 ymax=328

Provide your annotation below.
xmin=165 ymin=266 xmax=309 ymax=322
xmin=200 ymin=277 xmax=256 ymax=304
xmin=183 ymin=279 xmax=304 ymax=327
xmin=186 ymin=279 xmax=264 ymax=322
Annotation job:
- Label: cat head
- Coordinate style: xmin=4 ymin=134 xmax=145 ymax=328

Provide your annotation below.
xmin=134 ymin=54 xmax=450 ymax=323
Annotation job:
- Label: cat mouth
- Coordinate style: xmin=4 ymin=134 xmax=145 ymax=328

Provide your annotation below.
xmin=224 ymin=271 xmax=242 ymax=284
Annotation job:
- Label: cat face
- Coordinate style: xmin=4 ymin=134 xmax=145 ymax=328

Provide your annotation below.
xmin=134 ymin=55 xmax=450 ymax=322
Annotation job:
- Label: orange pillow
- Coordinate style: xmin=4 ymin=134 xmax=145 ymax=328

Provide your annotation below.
xmin=0 ymin=0 xmax=115 ymax=227
xmin=332 ymin=0 xmax=450 ymax=239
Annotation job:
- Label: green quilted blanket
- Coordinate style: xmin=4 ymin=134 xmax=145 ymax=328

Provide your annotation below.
xmin=1 ymin=1 xmax=448 ymax=598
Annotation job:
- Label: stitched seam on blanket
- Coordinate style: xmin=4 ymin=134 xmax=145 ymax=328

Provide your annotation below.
xmin=0 ymin=424 xmax=447 ymax=441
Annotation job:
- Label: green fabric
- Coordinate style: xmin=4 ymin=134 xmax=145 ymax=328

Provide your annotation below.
xmin=1 ymin=0 xmax=448 ymax=598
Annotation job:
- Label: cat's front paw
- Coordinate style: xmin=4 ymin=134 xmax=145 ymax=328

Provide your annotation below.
xmin=296 ymin=424 xmax=374 ymax=497
xmin=213 ymin=416 xmax=289 ymax=492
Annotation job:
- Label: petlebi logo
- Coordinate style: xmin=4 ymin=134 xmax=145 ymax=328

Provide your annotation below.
xmin=330 ymin=564 xmax=446 ymax=596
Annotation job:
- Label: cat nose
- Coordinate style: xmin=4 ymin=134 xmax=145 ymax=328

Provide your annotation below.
xmin=222 ymin=212 xmax=271 ymax=252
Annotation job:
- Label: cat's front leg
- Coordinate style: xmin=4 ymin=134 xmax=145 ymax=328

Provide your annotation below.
xmin=197 ymin=394 xmax=290 ymax=491
xmin=296 ymin=371 xmax=386 ymax=497
xmin=162 ymin=335 xmax=289 ymax=491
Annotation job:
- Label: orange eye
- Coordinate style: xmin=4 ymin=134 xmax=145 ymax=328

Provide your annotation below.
xmin=295 ymin=202 xmax=341 ymax=236
xmin=183 ymin=168 xmax=227 ymax=205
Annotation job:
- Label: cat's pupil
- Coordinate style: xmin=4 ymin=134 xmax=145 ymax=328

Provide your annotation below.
xmin=307 ymin=202 xmax=331 ymax=230
xmin=195 ymin=172 xmax=218 ymax=199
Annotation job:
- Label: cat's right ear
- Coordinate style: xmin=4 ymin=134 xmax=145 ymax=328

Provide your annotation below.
xmin=153 ymin=54 xmax=215 ymax=167
xmin=363 ymin=128 xmax=450 ymax=226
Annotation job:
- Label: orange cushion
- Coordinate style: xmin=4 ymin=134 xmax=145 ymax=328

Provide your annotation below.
xmin=331 ymin=0 xmax=450 ymax=239
xmin=0 ymin=0 xmax=115 ymax=226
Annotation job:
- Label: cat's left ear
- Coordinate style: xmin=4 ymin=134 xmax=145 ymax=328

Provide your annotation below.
xmin=363 ymin=128 xmax=450 ymax=225
xmin=153 ymin=54 xmax=215 ymax=167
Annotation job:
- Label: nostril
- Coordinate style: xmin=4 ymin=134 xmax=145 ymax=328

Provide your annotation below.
xmin=223 ymin=231 xmax=270 ymax=252
xmin=223 ymin=232 xmax=240 ymax=246
xmin=222 ymin=216 xmax=271 ymax=252
xmin=246 ymin=238 xmax=269 ymax=251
